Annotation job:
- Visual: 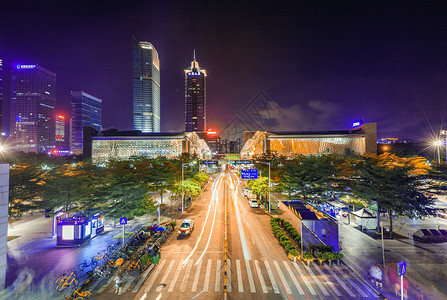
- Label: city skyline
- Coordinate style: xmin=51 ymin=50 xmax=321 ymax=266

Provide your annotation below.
xmin=1 ymin=1 xmax=447 ymax=140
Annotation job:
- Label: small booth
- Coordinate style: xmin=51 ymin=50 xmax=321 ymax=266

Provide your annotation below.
xmin=351 ymin=208 xmax=377 ymax=231
xmin=57 ymin=212 xmax=105 ymax=247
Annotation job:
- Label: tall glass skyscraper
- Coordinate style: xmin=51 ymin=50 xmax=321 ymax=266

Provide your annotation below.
xmin=132 ymin=37 xmax=160 ymax=133
xmin=11 ymin=64 xmax=56 ymax=153
xmin=185 ymin=55 xmax=207 ymax=132
xmin=71 ymin=91 xmax=102 ymax=155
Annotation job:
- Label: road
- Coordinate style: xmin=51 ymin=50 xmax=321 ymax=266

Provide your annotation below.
xmin=96 ymin=167 xmax=379 ymax=300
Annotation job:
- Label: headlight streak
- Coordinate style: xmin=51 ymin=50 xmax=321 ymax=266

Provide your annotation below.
xmin=182 ymin=171 xmax=224 ymax=267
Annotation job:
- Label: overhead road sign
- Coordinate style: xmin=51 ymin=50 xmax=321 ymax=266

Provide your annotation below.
xmin=235 ymin=160 xmax=252 ymax=165
xmin=202 ymin=161 xmax=218 ymax=164
xmin=241 ymin=169 xmax=258 ymax=180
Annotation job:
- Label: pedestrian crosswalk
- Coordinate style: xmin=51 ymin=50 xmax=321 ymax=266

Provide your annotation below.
xmin=94 ymin=258 xmax=379 ymax=298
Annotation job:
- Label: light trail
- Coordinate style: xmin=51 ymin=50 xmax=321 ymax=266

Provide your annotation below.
xmin=182 ymin=171 xmax=224 ymax=267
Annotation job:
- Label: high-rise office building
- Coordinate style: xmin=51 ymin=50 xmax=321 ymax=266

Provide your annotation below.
xmin=71 ymin=91 xmax=102 ymax=155
xmin=132 ymin=37 xmax=160 ymax=133
xmin=185 ymin=53 xmax=207 ymax=132
xmin=11 ymin=64 xmax=56 ymax=153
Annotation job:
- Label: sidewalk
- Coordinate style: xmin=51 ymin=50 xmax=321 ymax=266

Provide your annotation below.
xmin=276 ymin=202 xmax=445 ymax=300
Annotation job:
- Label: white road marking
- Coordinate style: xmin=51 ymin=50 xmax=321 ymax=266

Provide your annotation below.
xmin=133 ymin=264 xmax=155 ymax=292
xmin=274 ymin=260 xmax=292 ymax=294
xmin=91 ymin=276 xmax=107 ymax=293
xmin=180 ymin=259 xmax=193 ymax=292
xmin=203 ymin=259 xmax=212 ymax=292
xmin=214 ymin=259 xmax=220 ymax=292
xmin=122 ymin=272 xmax=138 ymax=293
xmin=245 ymin=259 xmax=256 ymax=293
xmin=155 ymin=260 xmax=175 ymax=292
xmin=304 ymin=264 xmax=330 ymax=296
xmin=324 ymin=264 xmax=356 ymax=297
xmin=236 ymin=259 xmax=244 ymax=292
xmin=341 ymin=264 xmax=379 ymax=298
xmin=168 ymin=259 xmax=183 ymax=292
xmin=144 ymin=260 xmax=167 ymax=292
xmin=252 ymin=237 xmax=255 ymax=244
xmin=313 ymin=263 xmax=342 ymax=296
xmin=292 ymin=262 xmax=316 ymax=295
xmin=139 ymin=293 xmax=147 ymax=300
xmin=227 ymin=259 xmax=232 ymax=292
xmin=191 ymin=259 xmax=202 ymax=292
xmin=283 ymin=261 xmax=305 ymax=295
xmin=333 ymin=264 xmax=368 ymax=297
xmin=264 ymin=260 xmax=280 ymax=294
xmin=254 ymin=260 xmax=268 ymax=293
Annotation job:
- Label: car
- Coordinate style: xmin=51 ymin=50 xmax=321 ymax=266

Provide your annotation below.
xmin=249 ymin=198 xmax=259 ymax=208
xmin=178 ymin=219 xmax=194 ymax=236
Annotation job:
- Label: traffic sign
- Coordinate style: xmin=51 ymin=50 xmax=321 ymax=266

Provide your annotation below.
xmin=241 ymin=169 xmax=258 ymax=179
xmin=202 ymin=160 xmax=218 ymax=164
xmin=235 ymin=160 xmax=252 ymax=164
xmin=120 ymin=217 xmax=127 ymax=225
xmin=397 ymin=261 xmax=406 ymax=276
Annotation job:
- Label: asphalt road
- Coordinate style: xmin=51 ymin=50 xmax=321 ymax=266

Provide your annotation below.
xmin=98 ymin=167 xmax=379 ymax=300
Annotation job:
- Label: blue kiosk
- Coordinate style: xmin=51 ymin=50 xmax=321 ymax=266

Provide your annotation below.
xmin=57 ymin=212 xmax=105 ymax=247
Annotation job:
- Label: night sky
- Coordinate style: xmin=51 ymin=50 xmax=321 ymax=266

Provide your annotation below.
xmin=1 ymin=0 xmax=447 ymax=140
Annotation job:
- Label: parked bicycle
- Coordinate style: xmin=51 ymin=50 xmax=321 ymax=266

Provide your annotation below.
xmin=67 ymin=287 xmax=91 ymax=300
xmin=107 ymin=242 xmax=121 ymax=253
xmin=56 ymin=270 xmax=79 ymax=292
xmin=92 ymin=266 xmax=111 ymax=278
xmin=78 ymin=258 xmax=98 ymax=271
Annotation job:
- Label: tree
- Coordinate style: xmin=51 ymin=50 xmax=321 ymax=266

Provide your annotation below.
xmin=247 ymin=177 xmax=269 ymax=199
xmin=170 ymin=179 xmax=201 ymax=200
xmin=353 ymin=154 xmax=433 ymax=237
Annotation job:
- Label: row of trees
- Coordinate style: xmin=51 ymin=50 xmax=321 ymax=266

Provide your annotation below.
xmin=249 ymin=153 xmax=440 ymax=237
xmin=8 ymin=153 xmax=209 ymax=222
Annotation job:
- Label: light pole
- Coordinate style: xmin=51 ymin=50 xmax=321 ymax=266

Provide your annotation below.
xmin=380 ymin=221 xmax=386 ymax=269
xmin=181 ymin=161 xmax=197 ymax=213
xmin=256 ymin=161 xmax=271 ymax=214
xmin=434 ymin=140 xmax=442 ymax=165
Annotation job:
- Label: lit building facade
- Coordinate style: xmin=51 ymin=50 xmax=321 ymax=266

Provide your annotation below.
xmin=206 ymin=129 xmax=220 ymax=154
xmin=133 ymin=37 xmax=160 ymax=133
xmin=11 ymin=64 xmax=56 ymax=153
xmin=241 ymin=123 xmax=377 ymax=159
xmin=185 ymin=55 xmax=207 ymax=132
xmin=91 ymin=131 xmax=211 ymax=163
xmin=71 ymin=91 xmax=102 ymax=155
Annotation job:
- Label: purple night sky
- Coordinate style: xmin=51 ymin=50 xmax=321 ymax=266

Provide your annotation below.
xmin=1 ymin=1 xmax=447 ymax=140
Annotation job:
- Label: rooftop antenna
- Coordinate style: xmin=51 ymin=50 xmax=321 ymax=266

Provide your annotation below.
xmin=193 ymin=49 xmax=196 ymax=60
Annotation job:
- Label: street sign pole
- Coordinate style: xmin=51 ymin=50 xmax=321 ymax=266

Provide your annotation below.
xmin=397 ymin=261 xmax=406 ymax=300
xmin=401 ymin=273 xmax=403 ymax=300
xmin=122 ymin=224 xmax=125 ymax=246
xmin=120 ymin=217 xmax=128 ymax=246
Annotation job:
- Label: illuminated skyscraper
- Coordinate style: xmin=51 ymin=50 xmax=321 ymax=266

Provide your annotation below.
xmin=71 ymin=91 xmax=102 ymax=155
xmin=185 ymin=53 xmax=207 ymax=132
xmin=11 ymin=64 xmax=56 ymax=153
xmin=132 ymin=37 xmax=160 ymax=133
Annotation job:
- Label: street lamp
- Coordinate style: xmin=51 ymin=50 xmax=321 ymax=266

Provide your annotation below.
xmin=256 ymin=161 xmax=271 ymax=214
xmin=434 ymin=140 xmax=442 ymax=164
xmin=441 ymin=130 xmax=447 ymax=164
xmin=181 ymin=161 xmax=197 ymax=213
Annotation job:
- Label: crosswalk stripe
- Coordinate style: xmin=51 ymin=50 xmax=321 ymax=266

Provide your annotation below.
xmin=341 ymin=265 xmax=379 ymax=298
xmin=273 ymin=260 xmax=292 ymax=294
xmin=180 ymin=259 xmax=193 ymax=292
xmin=204 ymin=259 xmax=212 ymax=292
xmin=133 ymin=264 xmax=155 ymax=292
xmin=254 ymin=260 xmax=268 ymax=293
xmin=292 ymin=262 xmax=317 ymax=295
xmin=122 ymin=272 xmax=138 ymax=293
xmin=90 ymin=277 xmax=106 ymax=293
xmin=168 ymin=259 xmax=184 ymax=292
xmin=215 ymin=259 xmax=221 ymax=292
xmin=144 ymin=260 xmax=167 ymax=292
xmin=305 ymin=264 xmax=330 ymax=296
xmin=155 ymin=260 xmax=175 ymax=292
xmin=264 ymin=260 xmax=280 ymax=294
xmin=282 ymin=261 xmax=305 ymax=295
xmin=245 ymin=260 xmax=256 ymax=293
xmin=333 ymin=264 xmax=368 ymax=297
xmin=227 ymin=259 xmax=232 ymax=292
xmin=313 ymin=263 xmax=342 ymax=296
xmin=191 ymin=260 xmax=202 ymax=292
xmin=324 ymin=264 xmax=356 ymax=297
xmin=236 ymin=259 xmax=244 ymax=292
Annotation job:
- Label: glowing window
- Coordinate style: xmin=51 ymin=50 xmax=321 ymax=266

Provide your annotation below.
xmin=62 ymin=225 xmax=74 ymax=240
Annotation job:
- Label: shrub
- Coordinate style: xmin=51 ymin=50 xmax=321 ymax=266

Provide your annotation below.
xmin=280 ymin=236 xmax=289 ymax=243
xmin=308 ymin=244 xmax=317 ymax=254
xmin=285 ymin=243 xmax=295 ymax=252
xmin=275 ymin=231 xmax=284 ymax=239
xmin=326 ymin=252 xmax=336 ymax=265
xmin=289 ymin=249 xmax=299 ymax=257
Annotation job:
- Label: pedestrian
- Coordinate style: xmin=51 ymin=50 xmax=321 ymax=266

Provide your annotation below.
xmin=339 ymin=241 xmax=343 ymax=251
xmin=115 ymin=274 xmax=122 ymax=295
